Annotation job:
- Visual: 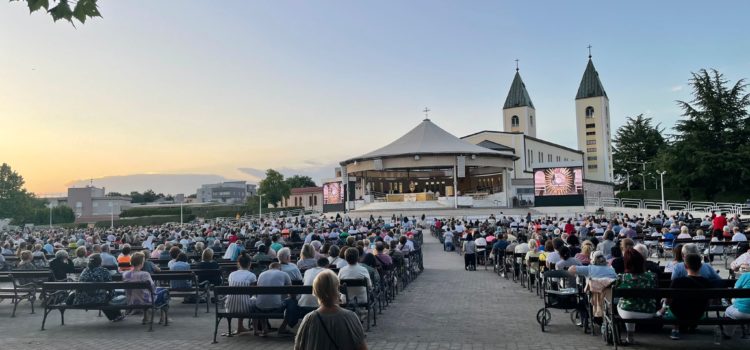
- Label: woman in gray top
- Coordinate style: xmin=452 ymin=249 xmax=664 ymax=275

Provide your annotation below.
xmin=294 ymin=270 xmax=367 ymax=350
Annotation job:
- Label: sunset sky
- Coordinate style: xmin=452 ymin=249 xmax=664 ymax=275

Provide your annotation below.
xmin=2 ymin=1 xmax=749 ymax=195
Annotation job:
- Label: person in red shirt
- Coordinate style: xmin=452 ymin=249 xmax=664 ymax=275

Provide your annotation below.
xmin=712 ymin=213 xmax=728 ymax=239
xmin=564 ymin=220 xmax=575 ymax=235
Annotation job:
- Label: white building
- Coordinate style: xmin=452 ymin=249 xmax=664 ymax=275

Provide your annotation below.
xmin=48 ymin=186 xmax=133 ymax=223
xmin=461 ymin=55 xmax=614 ymax=204
xmin=196 ymin=181 xmax=257 ymax=204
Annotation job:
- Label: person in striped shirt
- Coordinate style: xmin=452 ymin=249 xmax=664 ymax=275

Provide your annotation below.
xmin=225 ymin=252 xmax=257 ymax=335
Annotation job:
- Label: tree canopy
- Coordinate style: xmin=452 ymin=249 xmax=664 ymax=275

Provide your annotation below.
xmin=285 ymin=175 xmax=316 ymax=189
xmin=10 ymin=0 xmax=101 ymax=24
xmin=258 ymin=169 xmax=290 ymax=208
xmin=664 ymin=69 xmax=750 ymax=199
xmin=612 ymin=114 xmax=665 ymax=190
xmin=0 ymin=163 xmax=74 ymax=225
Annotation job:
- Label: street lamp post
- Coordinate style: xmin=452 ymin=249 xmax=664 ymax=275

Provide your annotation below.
xmin=627 ymin=160 xmax=651 ymax=190
xmin=180 ymin=202 xmax=183 ymax=225
xmin=657 ymin=170 xmax=667 ymax=210
xmin=48 ymin=203 xmax=53 ymax=228
xmin=259 ymin=194 xmax=264 ymax=217
xmin=624 ymin=170 xmax=631 ymax=191
xmin=109 ymin=200 xmax=114 ymax=229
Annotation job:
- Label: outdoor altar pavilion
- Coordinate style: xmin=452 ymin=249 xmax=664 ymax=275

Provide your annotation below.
xmin=339 ymin=118 xmax=519 ymax=208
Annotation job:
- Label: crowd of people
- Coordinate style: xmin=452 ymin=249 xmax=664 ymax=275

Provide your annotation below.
xmin=435 ymin=210 xmax=750 ymax=344
xmin=0 ymin=213 xmax=426 ymax=349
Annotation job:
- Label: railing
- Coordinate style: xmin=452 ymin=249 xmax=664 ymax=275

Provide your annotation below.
xmin=586 ymin=197 xmax=749 ymax=214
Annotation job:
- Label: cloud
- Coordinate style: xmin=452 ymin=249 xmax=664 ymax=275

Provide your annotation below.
xmin=65 ymin=174 xmax=232 ymax=195
xmin=238 ymin=163 xmax=338 ymax=186
xmin=671 ymin=85 xmax=684 ymax=92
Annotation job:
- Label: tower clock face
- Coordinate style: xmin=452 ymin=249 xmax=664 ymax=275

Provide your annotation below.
xmin=544 ymin=168 xmax=574 ymax=195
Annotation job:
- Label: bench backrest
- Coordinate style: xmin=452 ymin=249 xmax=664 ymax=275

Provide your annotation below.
xmin=613 ymin=287 xmax=750 ymax=299
xmin=213 ymin=285 xmax=312 ymax=295
xmin=42 ymin=281 xmax=153 ymax=292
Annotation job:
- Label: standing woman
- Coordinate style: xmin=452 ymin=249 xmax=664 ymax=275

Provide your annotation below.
xmin=463 ymin=233 xmax=476 ymax=271
xmin=294 ymin=270 xmax=367 ymax=350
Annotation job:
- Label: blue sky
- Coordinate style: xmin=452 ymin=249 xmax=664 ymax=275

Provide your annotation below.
xmin=1 ymin=1 xmax=749 ymax=194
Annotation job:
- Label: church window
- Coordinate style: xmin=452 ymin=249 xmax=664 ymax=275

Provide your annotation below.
xmin=529 ymin=115 xmax=534 ymax=126
xmin=587 ymin=147 xmax=596 ymax=152
xmin=538 ymin=152 xmax=543 ymax=163
xmin=586 ymin=140 xmax=596 ymax=145
xmin=547 ymin=154 xmax=552 ymax=162
xmin=588 ymin=156 xmax=598 ymax=161
xmin=556 ymin=156 xmax=561 ymax=162
xmin=588 ymin=164 xmax=598 ymax=170
xmin=586 ymin=123 xmax=595 ymax=128
xmin=511 ymin=115 xmax=519 ymax=127
xmin=586 ymin=131 xmax=596 ymax=136
xmin=585 ymin=106 xmax=595 ymax=118
xmin=527 ymin=149 xmax=533 ymax=167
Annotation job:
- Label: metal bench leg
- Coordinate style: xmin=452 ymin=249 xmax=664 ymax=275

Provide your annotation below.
xmin=227 ymin=318 xmax=233 ymax=337
xmin=41 ymin=308 xmax=51 ymax=331
xmin=149 ymin=307 xmax=155 ymax=332
xmin=12 ymin=297 xmax=18 ymax=317
xmin=60 ymin=309 xmax=65 ymax=325
xmin=213 ymin=316 xmax=221 ymax=343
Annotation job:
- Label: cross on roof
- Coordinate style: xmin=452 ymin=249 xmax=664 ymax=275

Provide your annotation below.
xmin=515 ymin=59 xmax=519 ymax=72
xmin=588 ymin=45 xmax=592 ymax=58
xmin=422 ymin=107 xmax=431 ymax=120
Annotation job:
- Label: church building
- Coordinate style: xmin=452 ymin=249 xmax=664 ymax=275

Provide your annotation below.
xmin=461 ymin=54 xmax=614 ymax=205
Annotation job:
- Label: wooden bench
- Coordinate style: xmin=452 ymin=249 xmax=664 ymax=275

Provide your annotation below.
xmin=40 ymin=281 xmax=162 ymax=331
xmin=0 ymin=271 xmax=50 ymax=316
xmin=604 ymin=286 xmax=750 ymax=349
xmin=211 ymin=285 xmax=313 ymax=343
xmin=151 ymin=271 xmax=209 ymax=317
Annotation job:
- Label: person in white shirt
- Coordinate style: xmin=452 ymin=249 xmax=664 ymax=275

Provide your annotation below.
xmin=337 ymin=248 xmax=372 ymax=304
xmin=676 ymin=226 xmax=692 ymax=239
xmin=730 ymin=244 xmax=750 ymax=272
xmin=731 ymin=228 xmax=748 ymax=242
xmin=298 ymin=258 xmax=330 ymax=309
xmin=443 ymin=230 xmax=455 ymax=251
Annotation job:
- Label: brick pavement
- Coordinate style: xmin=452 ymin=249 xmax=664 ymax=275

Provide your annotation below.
xmin=0 ymin=234 xmax=748 ymax=349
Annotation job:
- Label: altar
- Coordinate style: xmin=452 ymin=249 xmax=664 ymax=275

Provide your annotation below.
xmin=385 ymin=192 xmax=436 ymax=202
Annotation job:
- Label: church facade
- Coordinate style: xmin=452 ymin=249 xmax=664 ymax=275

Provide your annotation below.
xmin=462 ymin=56 xmax=614 ymax=205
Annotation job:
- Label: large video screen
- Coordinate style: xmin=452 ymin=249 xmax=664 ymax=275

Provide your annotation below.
xmin=534 ymin=167 xmax=583 ymax=196
xmin=323 ymin=182 xmax=344 ymax=205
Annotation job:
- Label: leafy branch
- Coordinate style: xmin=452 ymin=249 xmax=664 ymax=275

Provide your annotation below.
xmin=10 ymin=0 xmax=101 ymax=25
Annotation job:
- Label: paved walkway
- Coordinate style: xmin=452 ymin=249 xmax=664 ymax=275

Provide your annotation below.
xmin=1 ymin=234 xmax=748 ymax=349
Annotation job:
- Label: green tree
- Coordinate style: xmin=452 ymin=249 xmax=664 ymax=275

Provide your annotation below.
xmin=0 ymin=163 xmax=38 ymax=222
xmin=9 ymin=0 xmax=101 ymax=24
xmin=285 ymin=175 xmax=316 ymax=189
xmin=258 ymin=169 xmax=290 ymax=208
xmin=611 ymin=114 xmax=665 ymax=190
xmin=666 ymin=69 xmax=750 ymax=199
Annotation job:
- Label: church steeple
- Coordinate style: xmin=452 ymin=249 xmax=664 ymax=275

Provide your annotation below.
xmin=502 ymin=66 xmax=536 ymax=137
xmin=503 ymin=71 xmax=534 ymax=109
xmin=576 ymin=58 xmax=607 ymax=100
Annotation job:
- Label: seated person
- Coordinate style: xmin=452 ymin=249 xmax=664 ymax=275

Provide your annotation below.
xmin=49 ymin=250 xmax=75 ymax=281
xmin=225 ymin=252 xmax=257 ymax=335
xmin=122 ymin=252 xmax=165 ymax=324
xmin=671 ymin=243 xmax=720 ymax=280
xmin=73 ymin=254 xmax=124 ymax=322
xmin=253 ymin=262 xmax=295 ymax=336
xmin=663 ymin=253 xmax=712 ymax=340
xmin=169 ymin=252 xmax=192 ymax=290
xmin=730 ymin=243 xmax=750 ymax=272
xmin=299 ymin=258 xmax=330 ymax=311
xmin=615 ymin=248 xmax=657 ymax=345
xmin=724 ymin=266 xmax=750 ymax=338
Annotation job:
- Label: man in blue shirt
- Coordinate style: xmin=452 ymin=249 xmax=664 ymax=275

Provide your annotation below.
xmin=670 ymin=243 xmax=720 ymax=280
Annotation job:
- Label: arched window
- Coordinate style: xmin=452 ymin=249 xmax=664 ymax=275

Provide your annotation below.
xmin=585 ymin=106 xmax=595 ymax=118
xmin=511 ymin=115 xmax=519 ymax=127
xmin=529 ymin=115 xmax=534 ymax=126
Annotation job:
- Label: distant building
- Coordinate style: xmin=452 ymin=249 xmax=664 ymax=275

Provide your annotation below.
xmin=51 ymin=186 xmax=133 ymax=224
xmin=196 ymin=181 xmax=256 ymax=204
xmin=281 ymin=187 xmax=323 ymax=212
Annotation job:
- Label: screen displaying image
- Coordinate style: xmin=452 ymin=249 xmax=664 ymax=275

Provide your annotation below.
xmin=323 ymin=182 xmax=344 ymax=204
xmin=534 ymin=167 xmax=583 ymax=196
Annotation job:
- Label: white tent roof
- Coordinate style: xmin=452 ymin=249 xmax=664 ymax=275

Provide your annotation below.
xmin=342 ymin=119 xmax=514 ymax=164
